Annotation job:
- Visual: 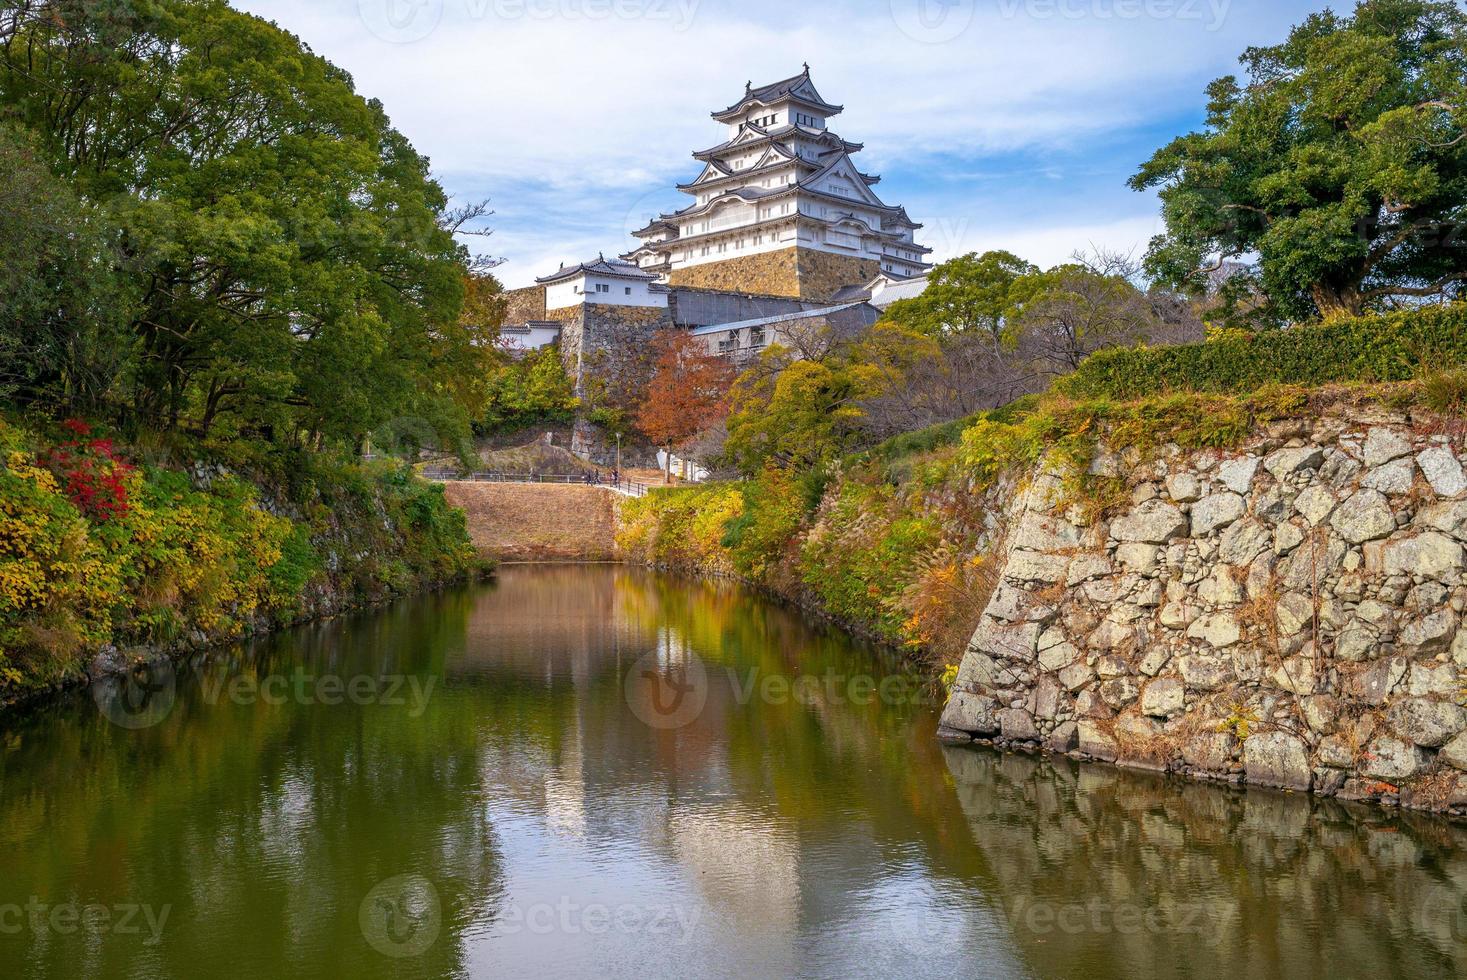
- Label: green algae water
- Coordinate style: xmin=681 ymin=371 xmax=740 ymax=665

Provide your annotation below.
xmin=2 ymin=564 xmax=1465 ymax=979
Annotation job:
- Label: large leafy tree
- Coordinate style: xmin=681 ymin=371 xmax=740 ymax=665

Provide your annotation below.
xmin=0 ymin=123 xmax=131 ymax=406
xmin=883 ymin=250 xmax=1039 ymax=343
xmin=0 ymin=0 xmax=484 ymax=446
xmin=636 ymin=332 xmax=734 ymax=480
xmin=1132 ymin=0 xmax=1467 ymax=320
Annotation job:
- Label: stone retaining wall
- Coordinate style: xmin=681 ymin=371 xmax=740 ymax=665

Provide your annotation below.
xmin=502 ymin=285 xmax=546 ymax=324
xmin=940 ymin=410 xmax=1467 ymax=815
xmin=666 ymin=248 xmax=880 ymax=301
xmin=668 ymin=250 xmax=802 ymax=297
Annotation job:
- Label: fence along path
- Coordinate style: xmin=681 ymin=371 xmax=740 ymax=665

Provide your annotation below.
xmin=422 ymin=470 xmax=651 ymax=498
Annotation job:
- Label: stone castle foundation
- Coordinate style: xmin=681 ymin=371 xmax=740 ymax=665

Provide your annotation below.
xmin=941 ymin=410 xmax=1467 ymax=815
xmin=666 ymin=248 xmax=879 ymax=302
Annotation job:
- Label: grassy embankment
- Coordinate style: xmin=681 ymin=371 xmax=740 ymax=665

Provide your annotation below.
xmin=618 ymin=306 xmax=1467 ymax=669
xmin=0 ymin=413 xmax=488 ymax=705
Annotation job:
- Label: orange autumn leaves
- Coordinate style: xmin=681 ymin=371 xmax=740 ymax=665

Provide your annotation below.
xmin=635 ymin=332 xmax=736 ymax=456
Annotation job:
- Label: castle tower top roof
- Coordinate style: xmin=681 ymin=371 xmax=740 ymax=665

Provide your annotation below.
xmin=711 ymin=66 xmax=842 ymax=123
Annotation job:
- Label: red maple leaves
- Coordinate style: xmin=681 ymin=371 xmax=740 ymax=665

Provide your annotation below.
xmin=42 ymin=420 xmax=134 ymax=521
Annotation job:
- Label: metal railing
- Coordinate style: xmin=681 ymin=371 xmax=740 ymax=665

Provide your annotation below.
xmin=422 ymin=470 xmax=652 ymax=498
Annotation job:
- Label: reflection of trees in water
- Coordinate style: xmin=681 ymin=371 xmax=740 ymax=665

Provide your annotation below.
xmin=15 ymin=567 xmax=1461 ymax=979
xmin=0 ymin=593 xmax=501 ymax=979
xmin=942 ymin=746 xmax=1467 ymax=980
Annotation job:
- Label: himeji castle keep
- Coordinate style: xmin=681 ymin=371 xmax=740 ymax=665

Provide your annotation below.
xmin=500 ymin=68 xmax=932 ymax=374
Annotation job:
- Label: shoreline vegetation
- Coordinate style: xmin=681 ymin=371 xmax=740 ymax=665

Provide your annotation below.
xmin=618 ymin=306 xmax=1467 ymax=672
xmin=0 ymin=0 xmax=504 ymax=713
xmin=0 ymin=414 xmax=489 ymax=712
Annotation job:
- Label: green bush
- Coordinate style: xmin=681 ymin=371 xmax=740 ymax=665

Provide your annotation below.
xmin=1 ymin=416 xmax=483 ymax=700
xmin=1057 ymin=305 xmax=1467 ymax=401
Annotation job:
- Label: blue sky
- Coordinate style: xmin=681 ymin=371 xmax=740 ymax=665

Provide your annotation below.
xmin=235 ymin=0 xmax=1329 ymax=288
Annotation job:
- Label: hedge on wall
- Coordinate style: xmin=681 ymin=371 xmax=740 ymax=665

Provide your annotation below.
xmin=1056 ymin=305 xmax=1467 ymax=401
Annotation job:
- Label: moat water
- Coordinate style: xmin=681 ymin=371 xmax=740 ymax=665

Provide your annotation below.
xmin=2 ymin=565 xmax=1465 ymax=978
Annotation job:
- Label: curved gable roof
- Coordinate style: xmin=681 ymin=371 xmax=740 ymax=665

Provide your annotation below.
xmin=712 ymin=67 xmax=843 ymax=122
xmin=537 ymin=256 xmax=659 ymax=286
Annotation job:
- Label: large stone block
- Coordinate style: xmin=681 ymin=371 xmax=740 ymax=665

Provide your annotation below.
xmin=1111 ymin=500 xmax=1189 ymax=544
xmin=1383 ymin=532 xmax=1464 ymax=579
xmin=1263 ymin=447 xmax=1325 ymax=481
xmin=1362 ymin=428 xmax=1413 ymax=467
xmin=1216 ymin=456 xmax=1261 ymax=494
xmin=1012 ymin=512 xmax=1083 ymax=553
xmin=999 ymin=708 xmax=1040 ymax=741
xmin=1330 ymin=490 xmax=1396 ymax=544
xmin=1385 ymin=698 xmax=1467 ymax=748
xmin=1140 ymin=677 xmax=1184 ymax=718
xmin=1077 ymin=720 xmax=1119 ymax=761
xmin=941 ymin=691 xmax=999 ymax=735
xmin=1243 ymin=731 xmax=1313 ymax=790
xmin=1192 ymin=492 xmax=1247 ymax=536
xmin=1417 ymin=447 xmax=1466 ymax=496
xmin=1183 ymin=732 xmax=1236 ymax=772
xmin=968 ymin=619 xmax=1042 ymax=663
xmin=1361 ymin=736 xmax=1429 ymax=781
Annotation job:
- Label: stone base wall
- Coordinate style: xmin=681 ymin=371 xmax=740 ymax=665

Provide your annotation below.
xmin=535 ymin=303 xmax=670 ymax=380
xmin=795 ymin=250 xmax=880 ymax=303
xmin=667 ymin=248 xmax=880 ymax=302
xmin=668 ymin=251 xmax=801 ymax=298
xmin=940 ymin=410 xmax=1467 ymax=816
xmin=503 ymin=285 xmax=546 ymax=324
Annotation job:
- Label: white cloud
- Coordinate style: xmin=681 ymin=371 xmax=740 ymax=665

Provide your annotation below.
xmin=234 ymin=0 xmax=1318 ymax=286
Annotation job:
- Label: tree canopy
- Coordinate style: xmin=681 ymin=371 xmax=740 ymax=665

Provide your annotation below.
xmin=1133 ymin=0 xmax=1467 ymax=320
xmin=0 ymin=0 xmax=494 ymax=449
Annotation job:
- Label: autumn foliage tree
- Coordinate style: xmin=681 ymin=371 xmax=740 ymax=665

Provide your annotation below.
xmin=636 ymin=332 xmax=735 ymax=482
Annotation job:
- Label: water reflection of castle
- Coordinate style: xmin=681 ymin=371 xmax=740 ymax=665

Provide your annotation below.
xmin=456 ymin=566 xmax=940 ymax=969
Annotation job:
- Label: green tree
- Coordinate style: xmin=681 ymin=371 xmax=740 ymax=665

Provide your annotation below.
xmin=724 ymin=351 xmax=876 ymax=473
xmin=0 ymin=123 xmax=131 ymax=407
xmin=1132 ymin=0 xmax=1467 ymax=320
xmin=478 ymin=347 xmax=579 ymax=435
xmin=883 ymin=250 xmax=1039 ymax=343
xmin=0 ymin=0 xmax=479 ymax=446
